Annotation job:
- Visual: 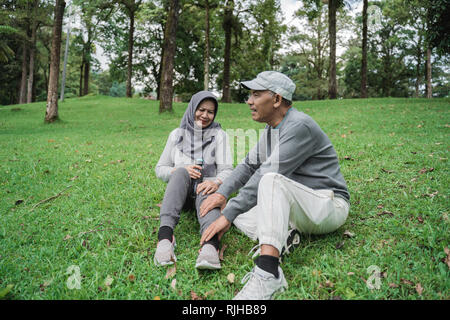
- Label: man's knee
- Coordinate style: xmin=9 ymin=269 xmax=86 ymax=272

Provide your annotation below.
xmin=258 ymin=172 xmax=283 ymax=189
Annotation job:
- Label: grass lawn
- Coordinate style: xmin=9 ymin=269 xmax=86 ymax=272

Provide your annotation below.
xmin=0 ymin=95 xmax=449 ymax=300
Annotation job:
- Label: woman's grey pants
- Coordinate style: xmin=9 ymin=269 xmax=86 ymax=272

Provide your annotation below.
xmin=159 ymin=167 xmax=221 ymax=235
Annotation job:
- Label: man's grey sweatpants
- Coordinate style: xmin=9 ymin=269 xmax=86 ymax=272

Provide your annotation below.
xmin=159 ymin=167 xmax=221 ymax=235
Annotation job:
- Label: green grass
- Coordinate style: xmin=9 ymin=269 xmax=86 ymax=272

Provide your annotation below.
xmin=0 ymin=95 xmax=449 ymax=300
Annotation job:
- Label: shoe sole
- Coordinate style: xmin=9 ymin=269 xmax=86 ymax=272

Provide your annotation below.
xmin=195 ymin=260 xmax=221 ymax=270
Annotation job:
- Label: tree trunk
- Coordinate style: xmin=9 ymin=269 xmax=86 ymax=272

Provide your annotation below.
xmin=328 ymin=0 xmax=337 ymax=99
xmin=126 ymin=11 xmax=135 ymax=97
xmin=83 ymin=59 xmax=90 ymax=96
xmin=203 ymin=0 xmax=210 ymax=91
xmin=159 ymin=0 xmax=179 ymax=113
xmin=360 ymin=0 xmax=368 ymax=98
xmin=426 ymin=46 xmax=432 ymax=98
xmin=19 ymin=43 xmax=28 ymax=104
xmin=221 ymin=0 xmax=233 ymax=103
xmin=27 ymin=22 xmax=37 ymax=104
xmin=79 ymin=62 xmax=84 ymax=96
xmin=45 ymin=0 xmax=66 ymax=123
xmin=415 ymin=45 xmax=422 ymax=98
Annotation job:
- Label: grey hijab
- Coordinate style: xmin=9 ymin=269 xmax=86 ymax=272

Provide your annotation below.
xmin=176 ymin=91 xmax=221 ymax=177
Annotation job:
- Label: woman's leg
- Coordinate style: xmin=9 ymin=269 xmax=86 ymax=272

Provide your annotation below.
xmin=158 ymin=167 xmax=192 ymax=239
xmin=194 ymin=192 xmax=222 ymax=269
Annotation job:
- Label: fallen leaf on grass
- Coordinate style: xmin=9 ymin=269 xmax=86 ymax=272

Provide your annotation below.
xmin=324 ymin=280 xmax=334 ymax=288
xmin=104 ymin=275 xmax=114 ymax=291
xmin=128 ymin=274 xmax=135 ymax=282
xmin=335 ymin=241 xmax=345 ymax=250
xmin=444 ymin=247 xmax=450 ymax=269
xmin=377 ymin=210 xmax=394 ymax=217
xmin=63 ymin=234 xmax=72 ymax=241
xmin=165 ymin=263 xmax=176 ymax=279
xmin=343 ymin=230 xmax=355 ymax=238
xmin=417 ymin=216 xmax=424 ymax=224
xmin=401 ymin=278 xmax=414 ymax=286
xmin=0 ymin=284 xmax=13 ymax=298
xmin=156 ymin=203 xmax=162 ymax=208
xmin=170 ymin=279 xmax=177 ymax=290
xmin=389 ymin=283 xmax=399 ymax=288
xmin=191 ymin=290 xmax=203 ymax=300
xmin=219 ymin=244 xmax=228 ymax=261
xmin=227 ymin=273 xmax=235 ymax=284
xmin=419 ymin=167 xmax=434 ymax=174
xmin=347 ymin=272 xmax=355 ymax=276
xmin=415 ymin=283 xmax=424 ymax=295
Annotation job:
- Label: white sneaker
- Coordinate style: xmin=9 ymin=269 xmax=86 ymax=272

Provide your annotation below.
xmin=233 ymin=266 xmax=288 ymax=300
xmin=153 ymin=237 xmax=176 ymax=266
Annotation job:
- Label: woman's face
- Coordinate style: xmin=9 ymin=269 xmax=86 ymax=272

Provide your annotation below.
xmin=194 ymin=99 xmax=216 ymax=128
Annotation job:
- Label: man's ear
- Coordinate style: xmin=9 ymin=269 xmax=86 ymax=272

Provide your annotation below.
xmin=273 ymin=94 xmax=282 ymax=108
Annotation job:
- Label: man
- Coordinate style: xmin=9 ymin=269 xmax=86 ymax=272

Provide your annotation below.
xmin=199 ymin=71 xmax=350 ymax=300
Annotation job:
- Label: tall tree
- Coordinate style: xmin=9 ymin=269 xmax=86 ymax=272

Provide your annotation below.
xmin=159 ymin=0 xmax=179 ymax=113
xmin=327 ymin=0 xmax=338 ymax=99
xmin=45 ymin=0 xmax=66 ymax=122
xmin=118 ymin=0 xmax=142 ymax=97
xmin=360 ymin=0 xmax=368 ymax=98
xmin=221 ymin=0 xmax=234 ymax=102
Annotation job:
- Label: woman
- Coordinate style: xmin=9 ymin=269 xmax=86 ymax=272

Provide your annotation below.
xmin=154 ymin=91 xmax=233 ymax=270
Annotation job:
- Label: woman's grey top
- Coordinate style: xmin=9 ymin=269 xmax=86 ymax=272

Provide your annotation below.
xmin=155 ymin=128 xmax=233 ymax=183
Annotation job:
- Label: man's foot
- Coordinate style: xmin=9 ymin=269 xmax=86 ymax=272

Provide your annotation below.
xmin=154 ymin=236 xmax=176 ymax=266
xmin=195 ymin=243 xmax=221 ymax=270
xmin=233 ymin=266 xmax=288 ymax=300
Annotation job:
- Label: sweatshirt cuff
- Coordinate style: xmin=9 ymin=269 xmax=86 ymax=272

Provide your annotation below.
xmin=217 ymin=183 xmax=234 ymax=199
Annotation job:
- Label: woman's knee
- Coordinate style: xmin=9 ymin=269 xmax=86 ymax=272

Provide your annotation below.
xmin=169 ymin=166 xmax=190 ymax=181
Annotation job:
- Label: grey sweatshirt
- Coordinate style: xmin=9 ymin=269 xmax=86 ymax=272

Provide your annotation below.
xmin=155 ymin=128 xmax=233 ymax=183
xmin=217 ymin=107 xmax=350 ymax=223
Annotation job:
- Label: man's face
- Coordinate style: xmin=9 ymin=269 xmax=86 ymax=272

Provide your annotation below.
xmin=246 ymin=90 xmax=275 ymax=123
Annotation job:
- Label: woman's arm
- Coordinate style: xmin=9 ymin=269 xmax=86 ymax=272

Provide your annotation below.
xmin=155 ymin=130 xmax=177 ymax=182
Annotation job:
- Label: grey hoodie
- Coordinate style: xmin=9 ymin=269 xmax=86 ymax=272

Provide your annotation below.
xmin=217 ymin=107 xmax=350 ymax=223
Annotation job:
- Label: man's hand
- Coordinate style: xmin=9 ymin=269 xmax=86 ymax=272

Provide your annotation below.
xmin=199 ymin=193 xmax=226 ymax=217
xmin=196 ymin=180 xmax=219 ymax=196
xmin=200 ymin=215 xmax=231 ymax=245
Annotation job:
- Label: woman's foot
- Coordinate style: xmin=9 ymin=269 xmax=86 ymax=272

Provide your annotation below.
xmin=195 ymin=243 xmax=221 ymax=270
xmin=154 ymin=236 xmax=176 ymax=266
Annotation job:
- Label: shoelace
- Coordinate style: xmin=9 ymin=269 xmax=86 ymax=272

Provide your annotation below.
xmin=238 ymin=269 xmax=265 ymax=299
xmin=247 ymin=244 xmax=261 ymax=259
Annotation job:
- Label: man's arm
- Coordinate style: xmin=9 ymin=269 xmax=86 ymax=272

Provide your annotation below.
xmin=221 ymin=123 xmax=315 ymax=223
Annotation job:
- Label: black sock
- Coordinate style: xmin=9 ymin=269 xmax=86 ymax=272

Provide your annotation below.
xmin=256 ymin=255 xmax=279 ymax=278
xmin=203 ymin=234 xmax=219 ymax=251
xmin=158 ymin=226 xmax=173 ymax=242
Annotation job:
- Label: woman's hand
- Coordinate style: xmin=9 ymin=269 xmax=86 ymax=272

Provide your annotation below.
xmin=196 ymin=180 xmax=219 ymax=196
xmin=184 ymin=165 xmax=202 ymax=179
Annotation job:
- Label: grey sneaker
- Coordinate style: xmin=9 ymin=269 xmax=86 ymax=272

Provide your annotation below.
xmin=153 ymin=237 xmax=176 ymax=266
xmin=233 ymin=265 xmax=288 ymax=300
xmin=195 ymin=244 xmax=221 ymax=270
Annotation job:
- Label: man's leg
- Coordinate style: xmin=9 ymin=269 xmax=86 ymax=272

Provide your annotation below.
xmin=234 ymin=172 xmax=349 ymax=299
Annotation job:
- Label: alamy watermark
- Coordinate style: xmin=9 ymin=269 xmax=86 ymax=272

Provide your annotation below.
xmin=66 ymin=265 xmax=81 ymax=290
